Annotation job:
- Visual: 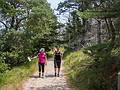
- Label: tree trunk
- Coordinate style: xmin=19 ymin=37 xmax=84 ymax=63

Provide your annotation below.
xmin=96 ymin=20 xmax=101 ymax=44
xmin=104 ymin=18 xmax=111 ymax=40
xmin=108 ymin=18 xmax=116 ymax=43
xmin=10 ymin=16 xmax=15 ymax=29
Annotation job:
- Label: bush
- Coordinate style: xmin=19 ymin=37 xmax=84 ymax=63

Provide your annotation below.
xmin=0 ymin=60 xmax=8 ymax=74
xmin=0 ymin=52 xmax=8 ymax=73
xmin=0 ymin=54 xmax=8 ymax=85
xmin=64 ymin=44 xmax=120 ymax=90
xmin=46 ymin=51 xmax=53 ymax=58
xmin=0 ymin=30 xmax=33 ymax=67
xmin=64 ymin=51 xmax=92 ymax=90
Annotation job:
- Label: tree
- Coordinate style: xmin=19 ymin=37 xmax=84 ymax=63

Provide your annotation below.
xmin=0 ymin=0 xmax=58 ymax=67
xmin=57 ymin=0 xmax=120 ymax=48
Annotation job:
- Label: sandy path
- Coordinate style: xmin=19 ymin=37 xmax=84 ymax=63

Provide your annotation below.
xmin=22 ymin=58 xmax=74 ymax=90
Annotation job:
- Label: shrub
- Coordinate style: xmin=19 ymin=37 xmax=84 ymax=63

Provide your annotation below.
xmin=0 ymin=52 xmax=9 ymax=73
xmin=64 ymin=44 xmax=120 ymax=90
xmin=0 ymin=60 xmax=8 ymax=73
xmin=0 ymin=30 xmax=33 ymax=67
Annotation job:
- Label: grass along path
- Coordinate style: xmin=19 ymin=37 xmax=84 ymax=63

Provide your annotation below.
xmin=0 ymin=60 xmax=37 ymax=90
xmin=22 ymin=58 xmax=74 ymax=90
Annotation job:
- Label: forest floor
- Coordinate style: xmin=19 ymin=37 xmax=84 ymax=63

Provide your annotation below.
xmin=22 ymin=58 xmax=74 ymax=90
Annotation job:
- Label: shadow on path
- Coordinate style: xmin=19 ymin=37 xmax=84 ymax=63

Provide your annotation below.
xmin=29 ymin=74 xmax=64 ymax=79
xmin=29 ymin=85 xmax=71 ymax=90
xmin=29 ymin=74 xmax=55 ymax=78
xmin=29 ymin=75 xmax=39 ymax=78
xmin=22 ymin=59 xmax=74 ymax=90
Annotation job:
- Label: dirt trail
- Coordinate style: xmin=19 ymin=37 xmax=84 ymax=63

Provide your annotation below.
xmin=22 ymin=58 xmax=74 ymax=90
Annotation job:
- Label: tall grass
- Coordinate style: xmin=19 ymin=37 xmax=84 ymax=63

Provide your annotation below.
xmin=0 ymin=59 xmax=37 ymax=90
xmin=64 ymin=46 xmax=120 ymax=90
xmin=64 ymin=50 xmax=92 ymax=90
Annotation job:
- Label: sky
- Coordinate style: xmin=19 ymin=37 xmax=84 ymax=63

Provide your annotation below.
xmin=47 ymin=0 xmax=67 ymax=23
xmin=47 ymin=0 xmax=65 ymax=9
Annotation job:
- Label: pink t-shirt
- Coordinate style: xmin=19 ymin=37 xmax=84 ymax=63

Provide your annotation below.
xmin=38 ymin=52 xmax=46 ymax=64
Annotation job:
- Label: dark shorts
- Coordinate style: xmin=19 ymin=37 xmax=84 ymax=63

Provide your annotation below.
xmin=54 ymin=60 xmax=61 ymax=68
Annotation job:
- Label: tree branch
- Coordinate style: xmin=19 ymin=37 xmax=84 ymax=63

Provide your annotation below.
xmin=15 ymin=17 xmax=28 ymax=30
xmin=0 ymin=21 xmax=8 ymax=30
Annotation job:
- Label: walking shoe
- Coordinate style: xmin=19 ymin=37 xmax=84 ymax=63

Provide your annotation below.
xmin=55 ymin=73 xmax=56 ymax=77
xmin=57 ymin=74 xmax=59 ymax=77
xmin=39 ymin=72 xmax=41 ymax=77
xmin=42 ymin=73 xmax=44 ymax=78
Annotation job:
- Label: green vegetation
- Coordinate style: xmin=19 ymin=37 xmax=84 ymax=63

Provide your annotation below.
xmin=57 ymin=0 xmax=120 ymax=89
xmin=0 ymin=0 xmax=60 ymax=89
xmin=0 ymin=0 xmax=120 ymax=90
xmin=0 ymin=60 xmax=37 ymax=90
xmin=0 ymin=0 xmax=58 ymax=68
xmin=64 ymin=43 xmax=120 ymax=90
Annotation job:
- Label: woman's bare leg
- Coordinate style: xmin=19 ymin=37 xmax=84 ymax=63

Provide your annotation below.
xmin=58 ymin=68 xmax=60 ymax=77
xmin=54 ymin=68 xmax=57 ymax=76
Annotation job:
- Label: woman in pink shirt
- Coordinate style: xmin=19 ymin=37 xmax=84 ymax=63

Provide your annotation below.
xmin=38 ymin=48 xmax=47 ymax=77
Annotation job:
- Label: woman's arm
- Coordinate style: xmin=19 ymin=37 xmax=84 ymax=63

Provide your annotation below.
xmin=45 ymin=54 xmax=48 ymax=65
